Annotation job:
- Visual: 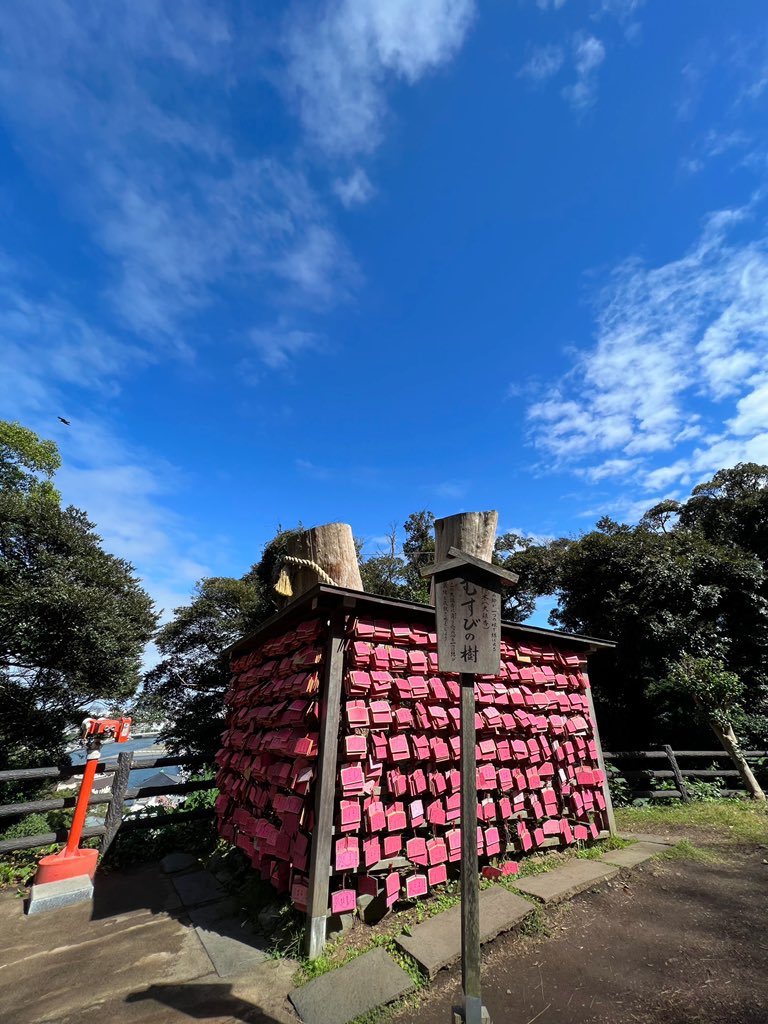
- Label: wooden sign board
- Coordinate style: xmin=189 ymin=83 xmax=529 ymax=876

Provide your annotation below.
xmin=435 ymin=575 xmax=502 ymax=676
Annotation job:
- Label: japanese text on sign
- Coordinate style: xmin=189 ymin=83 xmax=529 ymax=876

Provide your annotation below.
xmin=435 ymin=576 xmax=502 ymax=676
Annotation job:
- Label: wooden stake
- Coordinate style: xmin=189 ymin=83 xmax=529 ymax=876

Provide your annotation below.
xmin=663 ymin=744 xmax=690 ymax=803
xmin=306 ymin=612 xmax=346 ymax=958
xmin=431 ymin=512 xmax=498 ymax=605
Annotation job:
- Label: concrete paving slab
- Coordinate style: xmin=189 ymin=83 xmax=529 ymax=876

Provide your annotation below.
xmin=394 ymin=886 xmax=533 ymax=978
xmin=160 ymin=851 xmax=200 ymax=874
xmin=618 ymin=831 xmax=675 ymax=846
xmin=512 ymin=860 xmax=618 ymax=903
xmin=289 ymin=947 xmax=414 ymax=1024
xmin=195 ymin=915 xmax=269 ymax=978
xmin=171 ymin=869 xmax=225 ymax=908
xmin=27 ymin=874 xmax=93 ymax=915
xmin=187 ymin=896 xmax=239 ymax=927
xmin=600 ymin=841 xmax=670 ymax=868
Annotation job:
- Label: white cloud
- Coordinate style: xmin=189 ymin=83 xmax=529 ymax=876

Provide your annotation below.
xmin=527 ymin=195 xmax=768 ymax=495
xmin=518 ymin=45 xmax=565 ymax=83
xmin=334 ymin=168 xmax=376 ymax=207
xmin=284 ymin=0 xmax=475 ymax=156
xmin=250 ymin=323 xmax=322 ymax=369
xmin=536 ymin=0 xmax=567 ymax=10
xmin=434 ymin=480 xmax=469 ymax=499
xmin=562 ymin=35 xmax=605 ymax=111
xmin=0 ymin=265 xmax=211 ymax=625
xmin=0 ymin=2 xmax=355 ymax=344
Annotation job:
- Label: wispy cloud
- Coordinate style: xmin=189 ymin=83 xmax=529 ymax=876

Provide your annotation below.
xmin=562 ymin=34 xmax=606 ymax=111
xmin=283 ymin=0 xmax=476 ymax=157
xmin=526 ymin=195 xmax=768 ymax=496
xmin=334 ymin=168 xmax=376 ymax=208
xmin=0 ymin=3 xmax=356 ymax=347
xmin=0 ymin=262 xmax=213 ymax=623
xmin=250 ymin=323 xmax=323 ymax=370
xmin=518 ymin=45 xmax=565 ymax=83
xmin=434 ymin=480 xmax=469 ymax=499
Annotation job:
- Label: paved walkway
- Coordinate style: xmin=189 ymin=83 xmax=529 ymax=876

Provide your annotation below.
xmin=0 ymin=863 xmax=296 ymax=1024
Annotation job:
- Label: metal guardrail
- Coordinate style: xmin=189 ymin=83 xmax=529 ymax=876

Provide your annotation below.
xmin=603 ymin=747 xmax=767 ymax=801
xmin=0 ymin=753 xmax=216 ymax=855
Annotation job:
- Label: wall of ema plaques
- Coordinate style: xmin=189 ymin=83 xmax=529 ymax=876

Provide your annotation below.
xmin=215 ymin=612 xmax=608 ymax=915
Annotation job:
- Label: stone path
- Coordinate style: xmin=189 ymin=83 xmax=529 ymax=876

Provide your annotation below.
xmin=512 ymin=859 xmax=619 ymax=903
xmin=289 ymin=948 xmax=415 ymax=1024
xmin=393 ymin=886 xmax=532 ymax=978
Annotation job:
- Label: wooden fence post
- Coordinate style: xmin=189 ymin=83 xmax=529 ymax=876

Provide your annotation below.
xmin=100 ymin=751 xmax=133 ymax=857
xmin=584 ymin=682 xmax=617 ymax=835
xmin=305 ymin=611 xmax=346 ymax=959
xmin=663 ymin=744 xmax=690 ymax=802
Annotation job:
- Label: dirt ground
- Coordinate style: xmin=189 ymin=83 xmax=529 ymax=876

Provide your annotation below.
xmin=392 ymin=844 xmax=768 ymax=1024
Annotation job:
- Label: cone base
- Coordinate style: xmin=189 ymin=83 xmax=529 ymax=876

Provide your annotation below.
xmin=35 ymin=847 xmax=98 ymax=885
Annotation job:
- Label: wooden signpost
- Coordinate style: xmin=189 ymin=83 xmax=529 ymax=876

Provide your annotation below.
xmin=422 ymin=546 xmax=518 ymax=1024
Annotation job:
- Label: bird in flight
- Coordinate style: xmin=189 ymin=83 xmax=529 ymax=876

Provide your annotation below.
xmin=58 ymin=416 xmax=71 ymax=426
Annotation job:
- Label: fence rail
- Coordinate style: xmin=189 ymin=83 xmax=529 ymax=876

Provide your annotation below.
xmin=603 ymin=748 xmax=767 ymax=801
xmin=0 ymin=753 xmax=216 ymax=855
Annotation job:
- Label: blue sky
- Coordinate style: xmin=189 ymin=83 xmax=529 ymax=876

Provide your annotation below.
xmin=1 ymin=1 xmax=768 ymax=630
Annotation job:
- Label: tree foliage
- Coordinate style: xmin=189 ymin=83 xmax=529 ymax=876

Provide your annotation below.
xmin=138 ymin=530 xmax=305 ymax=758
xmin=0 ymin=421 xmax=156 ymax=786
xmin=497 ymin=466 xmax=768 ymax=748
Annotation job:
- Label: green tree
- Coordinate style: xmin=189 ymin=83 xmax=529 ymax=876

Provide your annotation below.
xmin=650 ymin=654 xmax=765 ymax=800
xmin=0 ymin=421 xmax=157 ymax=790
xmin=500 ymin=490 xmax=768 ymax=748
xmin=138 ymin=529 xmax=304 ymax=759
xmin=358 ymin=513 xmax=435 ymax=604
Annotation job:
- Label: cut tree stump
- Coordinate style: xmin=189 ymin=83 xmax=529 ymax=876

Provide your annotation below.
xmin=431 ymin=511 xmax=498 ymax=605
xmin=277 ymin=523 xmax=364 ymax=604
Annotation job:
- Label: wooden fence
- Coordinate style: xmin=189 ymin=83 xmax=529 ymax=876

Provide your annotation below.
xmin=0 ymin=753 xmax=216 ymax=855
xmin=603 ymin=747 xmax=768 ymax=802
xmin=4 ymin=746 xmax=765 ymax=856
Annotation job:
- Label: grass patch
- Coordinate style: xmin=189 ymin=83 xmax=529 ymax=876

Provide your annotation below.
xmin=661 ymin=839 xmax=723 ymax=864
xmin=616 ymin=798 xmax=768 ymax=844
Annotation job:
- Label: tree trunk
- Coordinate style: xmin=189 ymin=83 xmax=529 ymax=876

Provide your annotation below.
xmin=277 ymin=523 xmax=363 ymax=605
xmin=709 ymin=719 xmax=766 ymax=801
xmin=431 ymin=511 xmax=498 ymax=605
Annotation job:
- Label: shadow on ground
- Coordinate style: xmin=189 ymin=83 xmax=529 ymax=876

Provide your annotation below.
xmin=126 ymin=982 xmax=289 ymax=1024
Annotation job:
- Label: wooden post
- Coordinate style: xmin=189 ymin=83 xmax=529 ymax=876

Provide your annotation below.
xmin=431 ymin=512 xmax=498 ymax=605
xmin=305 ymin=611 xmax=347 ymax=958
xmin=421 ymin=529 xmax=518 ymax=1024
xmin=100 ymin=751 xmax=133 ymax=857
xmin=663 ymin=744 xmax=690 ymax=803
xmin=583 ymin=683 xmax=617 ymax=835
xmin=278 ymin=523 xmax=363 ymax=605
xmin=460 ymin=673 xmax=482 ymax=1024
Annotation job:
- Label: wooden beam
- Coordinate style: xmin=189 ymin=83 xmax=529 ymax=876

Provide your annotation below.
xmin=584 ymin=683 xmax=617 ymax=835
xmin=305 ymin=612 xmax=346 ymax=959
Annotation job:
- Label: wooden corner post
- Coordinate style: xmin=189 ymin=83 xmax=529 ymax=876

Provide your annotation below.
xmin=305 ymin=609 xmax=347 ymax=959
xmin=422 ymin=518 xmax=518 ymax=1024
xmin=583 ymin=683 xmax=617 ymax=835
